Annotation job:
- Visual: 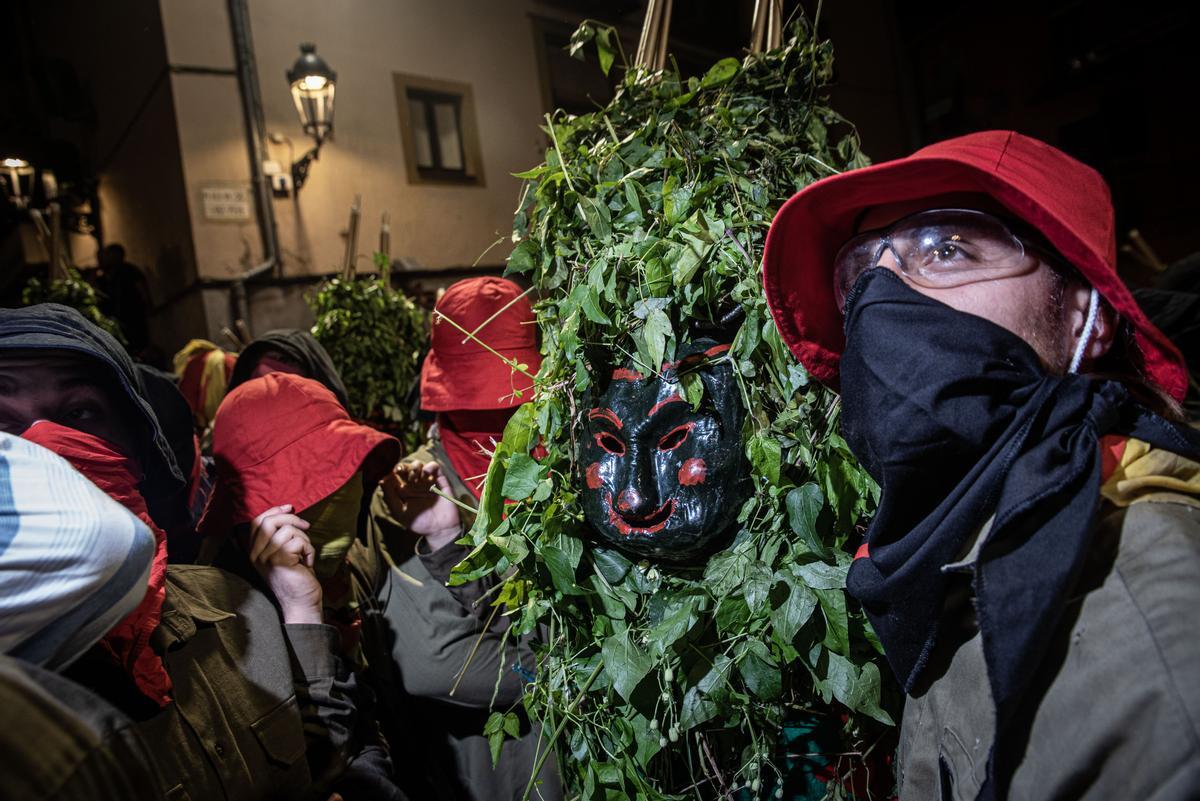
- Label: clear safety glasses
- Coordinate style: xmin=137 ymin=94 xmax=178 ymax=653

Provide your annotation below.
xmin=832 ymin=208 xmax=1045 ymax=312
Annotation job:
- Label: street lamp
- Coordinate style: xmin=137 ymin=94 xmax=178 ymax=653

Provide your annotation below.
xmin=0 ymin=158 xmax=35 ymax=209
xmin=286 ymin=42 xmax=336 ymax=190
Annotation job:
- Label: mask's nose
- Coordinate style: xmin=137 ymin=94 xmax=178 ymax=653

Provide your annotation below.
xmin=614 ymin=443 xmax=661 ymax=519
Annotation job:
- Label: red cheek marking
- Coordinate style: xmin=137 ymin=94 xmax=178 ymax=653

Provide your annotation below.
xmin=585 ymin=462 xmax=603 ymax=489
xmin=678 ymin=458 xmax=707 ymax=486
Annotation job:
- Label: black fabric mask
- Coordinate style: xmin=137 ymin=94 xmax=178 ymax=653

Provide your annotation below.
xmin=839 ymin=269 xmax=1200 ymax=799
xmin=580 ymin=339 xmax=751 ymax=564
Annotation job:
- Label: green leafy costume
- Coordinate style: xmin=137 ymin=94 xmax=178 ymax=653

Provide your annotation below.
xmin=453 ymin=16 xmax=896 ymax=800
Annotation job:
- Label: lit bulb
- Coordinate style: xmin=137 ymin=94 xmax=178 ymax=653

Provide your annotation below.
xmin=2 ymin=158 xmax=29 ymax=169
xmin=302 ymin=75 xmax=328 ymax=91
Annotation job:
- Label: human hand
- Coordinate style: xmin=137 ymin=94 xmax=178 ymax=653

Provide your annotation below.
xmin=248 ymin=505 xmax=323 ymax=624
xmin=380 ymin=461 xmax=462 ymax=551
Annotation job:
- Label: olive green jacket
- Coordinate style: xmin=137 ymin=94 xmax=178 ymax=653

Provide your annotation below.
xmin=0 ymin=655 xmax=164 ymax=801
xmin=366 ymin=434 xmax=563 ymax=801
xmin=897 ymin=498 xmax=1200 ymax=800
xmin=66 ymin=565 xmax=365 ymax=801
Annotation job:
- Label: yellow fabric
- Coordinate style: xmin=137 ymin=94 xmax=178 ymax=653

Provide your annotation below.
xmin=172 ymin=338 xmax=220 ymax=378
xmin=299 ymin=473 xmax=365 ymax=580
xmin=1100 ymin=437 xmax=1200 ymax=509
xmin=199 ymin=349 xmax=229 ymax=427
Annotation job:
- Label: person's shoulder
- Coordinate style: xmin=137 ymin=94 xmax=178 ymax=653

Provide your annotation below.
xmin=165 ymin=563 xmax=278 ymax=623
xmin=1110 ymin=500 xmax=1200 ymax=573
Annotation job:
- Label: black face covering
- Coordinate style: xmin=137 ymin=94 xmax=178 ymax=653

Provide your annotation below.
xmin=839 ymin=269 xmax=1200 ymax=798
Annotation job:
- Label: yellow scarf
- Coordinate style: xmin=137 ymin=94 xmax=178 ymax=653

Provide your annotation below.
xmin=1100 ymin=436 xmax=1200 ymax=509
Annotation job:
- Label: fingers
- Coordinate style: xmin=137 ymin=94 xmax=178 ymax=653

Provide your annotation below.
xmin=249 ymin=505 xmax=311 ymax=563
xmin=390 ymin=461 xmax=438 ymax=495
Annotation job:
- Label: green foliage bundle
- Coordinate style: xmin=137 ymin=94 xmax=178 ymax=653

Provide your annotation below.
xmin=308 ymin=254 xmax=428 ymax=450
xmin=452 ymin=16 xmax=895 ymax=800
xmin=23 ymin=268 xmax=125 ymax=343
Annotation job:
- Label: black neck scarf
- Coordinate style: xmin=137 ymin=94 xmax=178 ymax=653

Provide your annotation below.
xmin=839 ymin=269 xmax=1200 ymax=799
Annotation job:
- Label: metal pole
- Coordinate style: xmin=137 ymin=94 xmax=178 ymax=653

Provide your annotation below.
xmin=227 ymin=0 xmax=280 ymax=333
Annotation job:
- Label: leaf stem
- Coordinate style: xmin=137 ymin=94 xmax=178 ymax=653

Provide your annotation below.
xmin=521 ymin=660 xmax=604 ymax=801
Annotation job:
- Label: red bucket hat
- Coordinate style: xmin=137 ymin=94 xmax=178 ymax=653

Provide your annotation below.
xmin=762 ymin=130 xmax=1188 ymax=401
xmin=421 ymin=276 xmax=542 ymax=411
xmin=199 ymin=373 xmax=400 ymax=536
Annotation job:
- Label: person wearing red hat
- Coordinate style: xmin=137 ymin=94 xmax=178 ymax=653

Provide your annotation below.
xmin=368 ymin=276 xmax=562 ymax=801
xmin=763 ymin=131 xmax=1200 ymax=800
xmin=200 ymin=371 xmax=412 ymax=799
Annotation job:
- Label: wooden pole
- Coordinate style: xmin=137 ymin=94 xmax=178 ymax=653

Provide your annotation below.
xmin=342 ymin=194 xmax=361 ymax=279
xmin=635 ymin=0 xmax=674 ymax=72
xmin=379 ymin=210 xmax=391 ymax=283
xmin=749 ymin=0 xmax=783 ymax=54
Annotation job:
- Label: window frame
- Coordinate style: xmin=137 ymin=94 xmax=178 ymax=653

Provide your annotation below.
xmin=393 ymin=72 xmax=485 ymax=187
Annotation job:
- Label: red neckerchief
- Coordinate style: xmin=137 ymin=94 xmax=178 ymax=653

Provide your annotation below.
xmin=436 ymin=410 xmax=515 ymax=499
xmin=21 ymin=421 xmax=173 ymax=707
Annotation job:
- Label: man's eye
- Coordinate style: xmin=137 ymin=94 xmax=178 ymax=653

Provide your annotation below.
xmin=64 ymin=405 xmax=101 ymax=422
xmin=658 ymin=423 xmax=693 ymax=451
xmin=594 ymin=432 xmax=625 ymax=456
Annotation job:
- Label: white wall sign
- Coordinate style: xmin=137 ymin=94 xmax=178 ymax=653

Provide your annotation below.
xmin=200 ymin=185 xmax=252 ymax=222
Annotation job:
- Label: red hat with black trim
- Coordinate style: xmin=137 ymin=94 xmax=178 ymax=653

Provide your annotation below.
xmin=421 ymin=276 xmax=542 ymax=411
xmin=762 ymin=130 xmax=1188 ymax=401
xmin=198 ymin=373 xmax=400 ymax=536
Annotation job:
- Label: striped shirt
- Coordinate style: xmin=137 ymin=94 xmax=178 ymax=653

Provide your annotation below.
xmin=0 ymin=432 xmax=154 ymax=669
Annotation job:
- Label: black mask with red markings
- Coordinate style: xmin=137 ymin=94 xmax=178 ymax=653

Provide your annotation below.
xmin=580 ymin=339 xmax=751 ymax=564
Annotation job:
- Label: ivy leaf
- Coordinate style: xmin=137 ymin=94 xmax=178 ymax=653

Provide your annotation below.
xmin=642 ymin=308 xmax=672 ymax=371
xmin=647 ymin=596 xmax=699 ymax=655
xmin=543 ymin=545 xmax=582 ymax=595
xmin=578 ymin=196 xmax=613 ymax=241
xmin=715 ymin=596 xmax=751 ymax=634
xmin=501 ymin=402 xmax=538 ymax=454
xmin=748 ymin=434 xmax=782 ymax=486
xmin=581 ymin=288 xmax=613 ymax=325
xmin=484 ymin=711 xmax=520 ymax=766
xmin=531 ymin=478 xmax=554 ymax=502
xmin=680 ymin=654 xmax=732 ymax=729
xmin=741 ymin=563 xmax=775 ymax=611
xmin=593 ymin=547 xmax=632 ymax=585
xmin=601 ymin=631 xmax=653 ymax=702
xmin=700 ymin=57 xmax=740 ymax=88
xmin=786 ymin=482 xmax=832 ymax=559
xmin=631 ymin=297 xmax=669 ymax=320
xmin=737 ymin=639 xmax=782 ymax=700
xmin=502 ymin=454 xmax=544 ymax=500
xmin=819 ymin=653 xmax=894 ymax=726
xmin=507 ymin=239 xmax=539 ymax=274
xmin=815 ymin=587 xmax=850 ymax=657
xmin=792 ymin=560 xmax=846 ymax=590
xmin=703 ymin=550 xmax=748 ymax=596
xmin=595 ymin=26 xmax=617 ymax=75
xmin=770 ymin=576 xmax=818 ymax=642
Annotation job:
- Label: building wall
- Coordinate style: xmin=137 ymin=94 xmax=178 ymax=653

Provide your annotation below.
xmin=159 ymin=0 xmax=548 ymax=287
xmin=27 ymin=0 xmax=211 ymax=356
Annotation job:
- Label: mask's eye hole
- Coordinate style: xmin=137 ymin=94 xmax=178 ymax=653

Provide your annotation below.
xmin=594 ymin=432 xmax=625 ymax=456
xmin=658 ymin=423 xmax=693 ymax=451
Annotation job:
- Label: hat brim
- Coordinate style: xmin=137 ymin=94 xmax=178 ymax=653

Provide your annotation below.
xmin=420 ymin=346 xmax=542 ymax=411
xmin=762 ymin=157 xmax=1188 ymax=401
xmin=199 ymin=417 xmax=400 ymax=536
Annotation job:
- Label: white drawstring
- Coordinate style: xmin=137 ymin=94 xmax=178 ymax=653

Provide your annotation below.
xmin=1068 ymin=287 xmax=1100 ymax=374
